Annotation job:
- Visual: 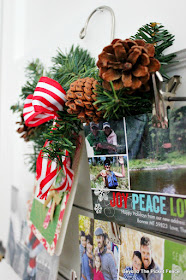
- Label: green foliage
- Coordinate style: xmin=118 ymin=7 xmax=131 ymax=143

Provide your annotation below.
xmin=11 ymin=46 xmax=95 ymax=172
xmin=42 ymin=108 xmax=82 ymax=167
xmin=132 ymin=22 xmax=176 ymax=78
xmin=51 ymin=45 xmax=98 ymax=91
xmin=95 ymin=82 xmax=153 ymax=120
xmin=21 ymin=59 xmax=46 ymax=100
xmin=10 ymin=102 xmax=23 ymax=113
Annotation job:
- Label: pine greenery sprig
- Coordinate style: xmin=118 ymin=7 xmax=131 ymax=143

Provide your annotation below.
xmin=10 ymin=59 xmax=51 ymax=171
xmin=94 ymin=82 xmax=152 ymax=120
xmin=51 ymin=45 xmax=98 ymax=91
xmin=131 ymin=22 xmax=176 ymax=78
xmin=42 ymin=108 xmax=82 ymax=167
xmin=11 ymin=46 xmax=95 ymax=171
xmin=21 ymin=59 xmax=47 ymax=100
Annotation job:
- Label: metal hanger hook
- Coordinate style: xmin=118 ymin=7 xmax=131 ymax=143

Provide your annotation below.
xmin=79 ymin=6 xmax=115 ymax=42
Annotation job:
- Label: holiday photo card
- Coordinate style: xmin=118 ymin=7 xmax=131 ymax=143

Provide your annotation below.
xmin=79 ymin=215 xmax=120 ymax=280
xmin=119 ymin=226 xmax=186 ymax=280
xmin=120 ymin=227 xmax=164 ymax=280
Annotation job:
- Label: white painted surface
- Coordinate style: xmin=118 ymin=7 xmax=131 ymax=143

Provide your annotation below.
xmin=0 ymin=0 xmax=186 ymax=272
xmin=0 ymin=260 xmax=21 ymax=280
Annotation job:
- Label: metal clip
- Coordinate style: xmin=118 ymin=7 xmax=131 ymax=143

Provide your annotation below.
xmin=79 ymin=6 xmax=115 ymax=42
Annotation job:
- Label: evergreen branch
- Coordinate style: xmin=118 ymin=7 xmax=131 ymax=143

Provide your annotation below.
xmin=51 ymin=45 xmax=98 ymax=91
xmin=131 ymin=22 xmax=176 ymax=78
xmin=42 ymin=108 xmax=82 ymax=167
xmin=95 ymin=81 xmax=153 ymax=120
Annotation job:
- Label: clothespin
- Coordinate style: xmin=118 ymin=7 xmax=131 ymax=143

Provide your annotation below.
xmin=152 ymin=72 xmax=181 ymax=129
xmin=70 ymin=270 xmax=77 ymax=280
xmin=108 ymin=222 xmax=121 ymax=245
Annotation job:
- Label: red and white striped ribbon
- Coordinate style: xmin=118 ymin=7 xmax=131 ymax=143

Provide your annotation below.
xmin=23 ymin=77 xmax=66 ymax=127
xmin=53 ymin=150 xmax=74 ymax=192
xmin=22 ymin=76 xmax=73 ymax=200
xmin=37 ymin=144 xmax=74 ymax=200
xmin=36 ymin=140 xmax=59 ymax=199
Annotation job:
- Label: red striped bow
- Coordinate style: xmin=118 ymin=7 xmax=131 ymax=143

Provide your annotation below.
xmin=22 ymin=76 xmax=73 ymax=200
xmin=23 ymin=77 xmax=66 ymax=127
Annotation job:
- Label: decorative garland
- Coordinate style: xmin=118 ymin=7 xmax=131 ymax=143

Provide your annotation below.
xmin=11 ymin=22 xmax=176 ymax=199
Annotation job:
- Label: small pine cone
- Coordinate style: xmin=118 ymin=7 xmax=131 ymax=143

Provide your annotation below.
xmin=97 ymin=38 xmax=160 ymax=92
xmin=66 ymin=77 xmax=103 ymax=123
xmin=16 ymin=114 xmax=35 ymax=141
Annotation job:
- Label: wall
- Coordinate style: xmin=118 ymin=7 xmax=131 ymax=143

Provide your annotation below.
xmin=0 ymin=0 xmax=185 ymax=247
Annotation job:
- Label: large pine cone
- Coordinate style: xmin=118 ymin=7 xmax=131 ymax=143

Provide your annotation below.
xmin=97 ymin=38 xmax=161 ymax=92
xmin=66 ymin=77 xmax=103 ymax=123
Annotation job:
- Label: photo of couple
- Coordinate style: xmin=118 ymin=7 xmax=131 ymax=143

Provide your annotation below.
xmin=79 ymin=216 xmax=119 ymax=280
xmin=84 ymin=120 xmax=126 ymax=157
xmin=120 ymin=228 xmax=164 ymax=280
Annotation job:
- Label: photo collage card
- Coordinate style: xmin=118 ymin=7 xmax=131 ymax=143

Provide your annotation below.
xmin=84 ymin=119 xmax=130 ymax=191
xmin=83 ymin=106 xmax=186 ymax=242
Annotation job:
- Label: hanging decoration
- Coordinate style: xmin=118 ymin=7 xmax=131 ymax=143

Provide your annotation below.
xmin=11 ymin=23 xmax=176 ymax=201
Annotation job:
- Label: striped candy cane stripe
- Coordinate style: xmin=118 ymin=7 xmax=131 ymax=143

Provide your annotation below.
xmin=36 ymin=144 xmax=73 ymax=199
xmin=23 ymin=77 xmax=66 ymax=127
xmin=54 ymin=151 xmax=74 ymax=192
xmin=23 ymin=94 xmax=55 ymax=127
xmin=36 ymin=140 xmax=61 ymax=200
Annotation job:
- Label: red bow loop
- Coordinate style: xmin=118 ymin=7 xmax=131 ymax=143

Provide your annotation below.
xmin=23 ymin=77 xmax=66 ymax=127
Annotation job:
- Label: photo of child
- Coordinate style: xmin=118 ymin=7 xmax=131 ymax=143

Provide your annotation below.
xmin=80 ymin=231 xmax=87 ymax=277
xmin=81 ymin=234 xmax=94 ymax=280
xmin=120 ymin=227 xmax=164 ymax=280
xmin=88 ymin=156 xmax=129 ymax=189
xmin=123 ymin=251 xmax=144 ymax=280
xmin=84 ymin=119 xmax=126 ymax=157
xmin=79 ymin=215 xmax=120 ymax=280
xmin=90 ymin=253 xmax=105 ymax=280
